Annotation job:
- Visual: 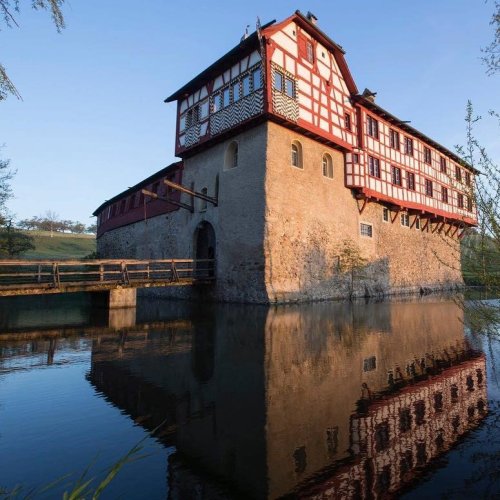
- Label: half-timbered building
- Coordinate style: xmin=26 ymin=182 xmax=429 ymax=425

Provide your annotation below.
xmin=94 ymin=11 xmax=477 ymax=303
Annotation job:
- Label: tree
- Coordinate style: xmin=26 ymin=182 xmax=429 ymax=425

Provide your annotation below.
xmin=482 ymin=1 xmax=500 ymax=75
xmin=0 ymin=154 xmax=14 ymax=224
xmin=85 ymin=223 xmax=97 ymax=235
xmin=337 ymin=238 xmax=368 ymax=299
xmin=0 ymin=219 xmax=34 ymax=257
xmin=1 ymin=0 xmax=66 ymax=100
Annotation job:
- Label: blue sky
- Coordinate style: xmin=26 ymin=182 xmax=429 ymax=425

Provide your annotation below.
xmin=1 ymin=0 xmax=498 ymax=223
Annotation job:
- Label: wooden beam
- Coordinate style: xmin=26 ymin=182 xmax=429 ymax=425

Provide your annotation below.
xmin=141 ymin=189 xmax=193 ymax=213
xmin=410 ymin=215 xmax=419 ymax=229
xmin=390 ymin=208 xmax=400 ymax=224
xmin=356 ymin=197 xmax=368 ymax=214
xmin=164 ymin=179 xmax=218 ymax=206
xmin=421 ymin=218 xmax=430 ymax=231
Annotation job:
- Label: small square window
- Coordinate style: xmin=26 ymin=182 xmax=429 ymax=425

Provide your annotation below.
xmin=344 ymin=113 xmax=352 ymax=131
xmin=360 ymin=223 xmax=373 ymax=238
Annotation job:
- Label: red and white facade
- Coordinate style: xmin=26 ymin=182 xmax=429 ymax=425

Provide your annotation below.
xmin=166 ymin=11 xmax=477 ymax=228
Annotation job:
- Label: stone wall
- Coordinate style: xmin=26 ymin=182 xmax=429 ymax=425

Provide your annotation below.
xmin=98 ymin=121 xmax=463 ymax=303
xmin=263 ymin=122 xmax=463 ymax=302
xmin=98 ymin=123 xmax=268 ymax=302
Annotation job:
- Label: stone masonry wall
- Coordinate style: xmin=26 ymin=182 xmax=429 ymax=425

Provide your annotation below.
xmin=98 ymin=123 xmax=268 ymax=303
xmin=263 ymin=122 xmax=462 ymax=302
xmin=98 ymin=121 xmax=463 ymax=303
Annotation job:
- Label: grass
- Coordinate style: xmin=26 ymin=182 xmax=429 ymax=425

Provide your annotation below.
xmin=21 ymin=230 xmax=96 ymax=260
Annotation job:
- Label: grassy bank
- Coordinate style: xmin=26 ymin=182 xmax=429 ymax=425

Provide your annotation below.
xmin=22 ymin=230 xmax=96 ymax=260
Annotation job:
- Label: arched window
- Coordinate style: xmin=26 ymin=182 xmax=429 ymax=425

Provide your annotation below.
xmin=322 ymin=153 xmax=333 ymax=178
xmin=291 ymin=140 xmax=303 ymax=169
xmin=224 ymin=141 xmax=238 ymax=170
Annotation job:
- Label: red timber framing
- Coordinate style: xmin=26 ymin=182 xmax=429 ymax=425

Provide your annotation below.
xmin=93 ymin=162 xmax=184 ymax=238
xmin=164 ymin=10 xmax=477 ymax=228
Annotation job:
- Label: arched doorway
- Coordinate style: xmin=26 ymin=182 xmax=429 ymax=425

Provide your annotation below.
xmin=194 ymin=221 xmax=216 ymax=277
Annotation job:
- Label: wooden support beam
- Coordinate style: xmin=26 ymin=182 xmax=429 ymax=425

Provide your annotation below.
xmin=410 ymin=215 xmax=419 ymax=229
xmin=356 ymin=197 xmax=368 ymax=214
xmin=141 ymin=189 xmax=194 ymax=213
xmin=445 ymin=223 xmax=453 ymax=236
xmin=164 ymin=179 xmax=218 ymax=206
xmin=390 ymin=208 xmax=400 ymax=224
xmin=451 ymin=224 xmax=460 ymax=238
xmin=421 ymin=218 xmax=430 ymax=231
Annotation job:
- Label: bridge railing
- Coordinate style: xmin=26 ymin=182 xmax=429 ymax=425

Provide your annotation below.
xmin=0 ymin=259 xmax=215 ymax=290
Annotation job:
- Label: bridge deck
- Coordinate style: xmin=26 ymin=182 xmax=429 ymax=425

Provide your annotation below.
xmin=0 ymin=259 xmax=215 ymax=297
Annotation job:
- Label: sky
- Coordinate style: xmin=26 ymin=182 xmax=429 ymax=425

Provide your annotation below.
xmin=0 ymin=0 xmax=498 ymax=224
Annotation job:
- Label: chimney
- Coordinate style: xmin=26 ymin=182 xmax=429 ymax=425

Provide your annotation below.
xmin=362 ymin=88 xmax=377 ymax=103
xmin=306 ymin=11 xmax=318 ymax=25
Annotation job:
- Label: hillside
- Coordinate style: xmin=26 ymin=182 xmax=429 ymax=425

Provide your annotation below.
xmin=22 ymin=231 xmax=96 ymax=260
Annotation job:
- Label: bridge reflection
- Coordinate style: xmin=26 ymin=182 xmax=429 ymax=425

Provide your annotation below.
xmin=83 ymin=298 xmax=487 ymax=499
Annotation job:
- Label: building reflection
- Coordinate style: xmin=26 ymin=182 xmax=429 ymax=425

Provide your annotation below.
xmin=85 ymin=298 xmax=487 ymax=499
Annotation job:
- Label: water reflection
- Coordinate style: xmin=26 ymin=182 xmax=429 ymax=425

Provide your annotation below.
xmin=81 ymin=298 xmax=487 ymax=499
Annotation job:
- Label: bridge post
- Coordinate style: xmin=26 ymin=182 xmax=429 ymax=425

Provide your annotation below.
xmin=108 ymin=288 xmax=137 ymax=308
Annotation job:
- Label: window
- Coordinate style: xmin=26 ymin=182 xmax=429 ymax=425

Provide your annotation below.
xmin=274 ymin=71 xmax=283 ymax=92
xmin=407 ymin=171 xmax=416 ymax=190
xmin=212 ymin=92 xmax=221 ymax=112
xmin=455 ymin=165 xmax=462 ymax=181
xmin=424 ymin=147 xmax=431 ymax=164
xmin=367 ymin=116 xmax=379 ymax=139
xmin=291 ymin=141 xmax=303 ymax=168
xmin=360 ymin=223 xmax=373 ymax=237
xmin=457 ymin=193 xmax=464 ymax=209
xmin=344 ymin=113 xmax=351 ymax=131
xmin=223 ymin=87 xmax=230 ymax=108
xmin=200 ymin=100 xmax=209 ymax=119
xmin=179 ymin=114 xmax=186 ymax=132
xmin=306 ymin=40 xmax=314 ymax=63
xmin=434 ymin=392 xmax=443 ymax=412
xmin=375 ymin=422 xmax=390 ymax=452
xmin=322 ymin=154 xmax=333 ymax=178
xmin=399 ymin=408 xmax=412 ymax=433
xmin=224 ymin=141 xmax=238 ymax=170
xmin=425 ymin=179 xmax=433 ymax=197
xmin=415 ymin=217 xmax=420 ymax=229
xmin=368 ymin=156 xmax=381 ymax=178
xmin=389 ymin=129 xmax=400 ymax=149
xmin=414 ymin=400 xmax=426 ymax=426
xmin=252 ymin=68 xmax=262 ymax=90
xmin=401 ymin=212 xmax=410 ymax=227
xmin=466 ymin=195 xmax=473 ymax=211
xmin=242 ymin=74 xmax=251 ymax=96
xmin=465 ymin=171 xmax=471 ymax=186
xmin=285 ymin=77 xmax=294 ymax=97
xmin=352 ymin=153 xmax=359 ymax=163
xmin=404 ymin=137 xmax=414 ymax=156
xmin=232 ymin=82 xmax=240 ymax=102
xmin=391 ymin=165 xmax=402 ymax=186
xmin=363 ymin=356 xmax=377 ymax=371
xmin=442 ymin=186 xmax=448 ymax=203
xmin=440 ymin=156 xmax=447 ymax=173
xmin=383 ymin=207 xmax=389 ymax=222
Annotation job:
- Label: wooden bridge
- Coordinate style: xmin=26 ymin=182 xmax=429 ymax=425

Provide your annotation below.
xmin=0 ymin=259 xmax=215 ymax=307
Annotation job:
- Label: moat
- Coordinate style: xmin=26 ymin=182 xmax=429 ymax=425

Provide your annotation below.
xmin=0 ymin=293 xmax=498 ymax=498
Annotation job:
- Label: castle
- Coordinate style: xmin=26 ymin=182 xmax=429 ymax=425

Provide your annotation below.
xmin=94 ymin=11 xmax=477 ymax=303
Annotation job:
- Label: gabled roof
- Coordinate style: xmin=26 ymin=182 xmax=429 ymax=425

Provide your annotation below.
xmin=165 ymin=20 xmax=275 ymax=103
xmin=262 ymin=10 xmax=358 ymax=95
xmin=355 ymin=95 xmax=479 ymax=174
xmin=92 ymin=161 xmax=182 ymax=215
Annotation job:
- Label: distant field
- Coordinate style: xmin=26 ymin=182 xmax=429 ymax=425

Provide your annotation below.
xmin=22 ymin=231 xmax=96 ymax=260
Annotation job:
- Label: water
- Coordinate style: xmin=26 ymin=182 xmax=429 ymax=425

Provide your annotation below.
xmin=0 ymin=293 xmax=498 ymax=499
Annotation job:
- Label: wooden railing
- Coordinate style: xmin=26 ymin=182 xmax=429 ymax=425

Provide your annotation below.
xmin=0 ymin=259 xmax=215 ymax=292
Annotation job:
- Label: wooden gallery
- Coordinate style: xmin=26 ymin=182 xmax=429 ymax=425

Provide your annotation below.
xmin=94 ymin=11 xmax=477 ymax=303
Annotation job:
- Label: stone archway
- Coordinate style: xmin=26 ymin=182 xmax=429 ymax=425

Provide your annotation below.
xmin=194 ymin=221 xmax=216 ymax=277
